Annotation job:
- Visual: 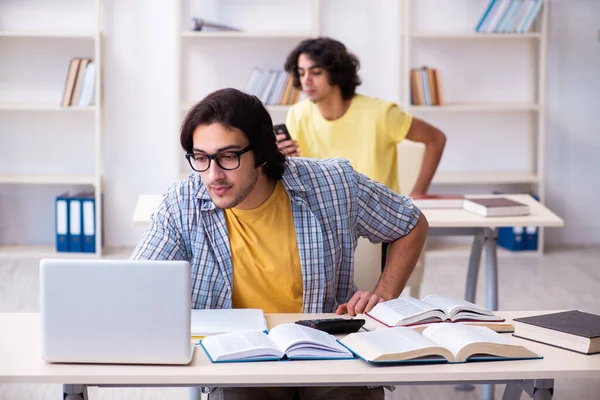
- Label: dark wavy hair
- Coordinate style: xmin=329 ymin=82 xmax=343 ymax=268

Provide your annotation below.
xmin=180 ymin=88 xmax=287 ymax=181
xmin=284 ymin=37 xmax=362 ymax=100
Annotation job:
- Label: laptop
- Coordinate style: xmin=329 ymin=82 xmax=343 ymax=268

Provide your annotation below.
xmin=39 ymin=259 xmax=194 ymax=365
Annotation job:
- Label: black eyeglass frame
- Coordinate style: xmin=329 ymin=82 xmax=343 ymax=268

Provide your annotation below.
xmin=185 ymin=144 xmax=254 ymax=172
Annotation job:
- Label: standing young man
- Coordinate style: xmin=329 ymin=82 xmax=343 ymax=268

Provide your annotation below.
xmin=132 ymin=88 xmax=428 ymax=400
xmin=279 ymin=37 xmax=446 ymax=196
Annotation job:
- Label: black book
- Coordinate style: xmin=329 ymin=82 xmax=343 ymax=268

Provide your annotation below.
xmin=513 ymin=311 xmax=600 ymax=355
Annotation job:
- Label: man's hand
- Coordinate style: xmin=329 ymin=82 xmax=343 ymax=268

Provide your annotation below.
xmin=336 ymin=290 xmax=387 ymax=316
xmin=276 ymin=133 xmax=300 ymax=157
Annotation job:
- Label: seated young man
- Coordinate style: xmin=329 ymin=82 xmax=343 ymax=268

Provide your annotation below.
xmin=132 ymin=88 xmax=428 ymax=400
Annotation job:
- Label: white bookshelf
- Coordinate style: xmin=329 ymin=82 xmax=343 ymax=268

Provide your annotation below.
xmin=176 ymin=0 xmax=320 ymax=179
xmin=0 ymin=0 xmax=104 ymax=257
xmin=401 ymin=0 xmax=548 ymax=252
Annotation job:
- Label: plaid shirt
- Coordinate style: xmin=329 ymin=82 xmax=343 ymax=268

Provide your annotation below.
xmin=131 ymin=157 xmax=420 ymax=313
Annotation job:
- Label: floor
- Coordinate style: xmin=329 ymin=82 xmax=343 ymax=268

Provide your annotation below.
xmin=1 ymin=245 xmax=599 ymax=399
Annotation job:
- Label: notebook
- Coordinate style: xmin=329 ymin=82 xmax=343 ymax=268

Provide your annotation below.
xmin=39 ymin=259 xmax=194 ymax=365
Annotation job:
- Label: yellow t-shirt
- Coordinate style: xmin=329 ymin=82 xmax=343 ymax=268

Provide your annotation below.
xmin=224 ymin=181 xmax=303 ymax=313
xmin=286 ymin=94 xmax=413 ymax=192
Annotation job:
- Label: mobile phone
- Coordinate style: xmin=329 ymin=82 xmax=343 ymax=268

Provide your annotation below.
xmin=273 ymin=124 xmax=291 ymax=141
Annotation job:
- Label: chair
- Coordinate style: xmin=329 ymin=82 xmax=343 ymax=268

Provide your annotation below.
xmin=354 ymin=140 xmax=426 ymax=298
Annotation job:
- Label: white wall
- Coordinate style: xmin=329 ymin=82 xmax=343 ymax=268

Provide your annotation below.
xmin=2 ymin=0 xmax=599 ymax=248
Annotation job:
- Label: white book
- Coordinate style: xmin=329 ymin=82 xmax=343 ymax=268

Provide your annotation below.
xmin=76 ymin=62 xmax=96 ymax=107
xmin=340 ymin=323 xmax=540 ymax=364
xmin=462 ymin=197 xmax=529 ymax=217
xmin=366 ymin=295 xmax=503 ymax=327
xmin=200 ymin=323 xmax=354 ymax=362
xmin=191 ymin=308 xmax=267 ymax=337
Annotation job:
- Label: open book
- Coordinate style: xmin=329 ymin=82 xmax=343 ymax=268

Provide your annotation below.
xmin=191 ymin=308 xmax=267 ymax=338
xmin=366 ymin=295 xmax=505 ymax=327
xmin=200 ymin=323 xmax=354 ymax=363
xmin=339 ymin=323 xmax=540 ymax=365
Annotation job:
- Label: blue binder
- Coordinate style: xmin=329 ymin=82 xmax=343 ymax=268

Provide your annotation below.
xmin=55 ymin=192 xmax=70 ymax=252
xmin=68 ymin=194 xmax=84 ymax=252
xmin=82 ymin=194 xmax=96 ymax=253
xmin=525 ymin=226 xmax=538 ymax=250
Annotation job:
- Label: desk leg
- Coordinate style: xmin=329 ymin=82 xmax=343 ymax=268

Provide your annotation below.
xmin=63 ymin=384 xmax=88 ymax=400
xmin=483 ymin=228 xmax=499 ymax=311
xmin=502 ymin=383 xmax=524 ymax=400
xmin=465 ymin=231 xmax=485 ymax=303
xmin=532 ymin=379 xmax=554 ymax=400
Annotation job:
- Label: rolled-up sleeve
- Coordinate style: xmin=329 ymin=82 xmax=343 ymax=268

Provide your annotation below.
xmin=353 ymin=170 xmax=421 ymax=243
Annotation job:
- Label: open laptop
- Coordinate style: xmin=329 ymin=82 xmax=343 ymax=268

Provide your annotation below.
xmin=39 ymin=259 xmax=194 ymax=365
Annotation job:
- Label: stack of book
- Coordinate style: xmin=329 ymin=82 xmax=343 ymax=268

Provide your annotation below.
xmin=61 ymin=57 xmax=96 ymax=107
xmin=244 ymin=68 xmax=302 ymax=106
xmin=410 ymin=67 xmax=442 ymax=106
xmin=475 ymin=0 xmax=544 ymax=34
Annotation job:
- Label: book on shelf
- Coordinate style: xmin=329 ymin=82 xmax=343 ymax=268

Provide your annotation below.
xmin=366 ymin=295 xmax=505 ymax=328
xmin=475 ymin=0 xmax=544 ymax=34
xmin=61 ymin=57 xmax=96 ymax=108
xmin=339 ymin=323 xmax=540 ymax=365
xmin=191 ymin=18 xmax=241 ymax=32
xmin=244 ymin=68 xmax=301 ymax=106
xmin=513 ymin=310 xmax=600 ymax=355
xmin=191 ymin=308 xmax=268 ymax=338
xmin=462 ymin=197 xmax=529 ymax=217
xmin=410 ymin=66 xmax=442 ymax=106
xmin=411 ymin=194 xmax=465 ymax=209
xmin=199 ymin=323 xmax=354 ymax=363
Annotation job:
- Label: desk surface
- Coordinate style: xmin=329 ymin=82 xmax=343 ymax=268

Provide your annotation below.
xmin=1 ymin=311 xmax=598 ymax=387
xmin=422 ymin=194 xmax=563 ymax=228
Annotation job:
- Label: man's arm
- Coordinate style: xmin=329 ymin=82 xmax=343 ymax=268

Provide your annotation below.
xmin=336 ymin=213 xmax=428 ymax=316
xmin=404 ymin=117 xmax=446 ymax=196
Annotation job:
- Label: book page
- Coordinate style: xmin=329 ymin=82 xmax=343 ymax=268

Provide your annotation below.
xmin=191 ymin=309 xmax=267 ymax=336
xmin=339 ymin=327 xmax=453 ymax=362
xmin=368 ymin=297 xmax=446 ymax=326
xmin=268 ymin=324 xmax=352 ymax=358
xmin=200 ymin=330 xmax=284 ymax=362
xmin=422 ymin=295 xmax=495 ymax=320
xmin=422 ymin=323 xmax=517 ymax=361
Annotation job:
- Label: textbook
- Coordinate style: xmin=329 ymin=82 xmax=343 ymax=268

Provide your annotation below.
xmin=462 ymin=197 xmax=530 ymax=217
xmin=339 ymin=323 xmax=540 ymax=365
xmin=191 ymin=308 xmax=267 ymax=338
xmin=366 ymin=295 xmax=504 ymax=327
xmin=200 ymin=323 xmax=354 ymax=363
xmin=513 ymin=310 xmax=600 ymax=355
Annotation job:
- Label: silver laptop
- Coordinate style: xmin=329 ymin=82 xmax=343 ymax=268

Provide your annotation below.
xmin=39 ymin=259 xmax=194 ymax=365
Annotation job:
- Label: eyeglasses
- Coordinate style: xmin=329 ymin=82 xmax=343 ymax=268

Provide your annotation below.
xmin=185 ymin=145 xmax=253 ymax=172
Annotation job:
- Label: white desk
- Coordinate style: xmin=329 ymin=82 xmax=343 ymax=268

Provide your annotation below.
xmin=1 ymin=312 xmax=598 ymax=400
xmin=423 ymin=194 xmax=563 ymax=311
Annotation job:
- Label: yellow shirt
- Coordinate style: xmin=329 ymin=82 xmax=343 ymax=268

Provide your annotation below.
xmin=286 ymin=94 xmax=413 ymax=192
xmin=224 ymin=181 xmax=303 ymax=313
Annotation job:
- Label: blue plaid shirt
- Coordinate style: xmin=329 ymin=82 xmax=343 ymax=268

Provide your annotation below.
xmin=131 ymin=157 xmax=420 ymax=313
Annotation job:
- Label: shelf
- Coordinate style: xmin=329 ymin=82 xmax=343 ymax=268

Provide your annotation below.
xmin=181 ymin=31 xmax=314 ymax=39
xmin=0 ymin=245 xmax=100 ymax=259
xmin=0 ymin=103 xmax=96 ymax=111
xmin=0 ymin=175 xmax=97 ymax=185
xmin=409 ymin=103 xmax=540 ymax=112
xmin=0 ymin=31 xmax=95 ymax=39
xmin=409 ymin=32 xmax=542 ymax=40
xmin=180 ymin=103 xmax=292 ymax=113
xmin=432 ymin=172 xmax=539 ymax=185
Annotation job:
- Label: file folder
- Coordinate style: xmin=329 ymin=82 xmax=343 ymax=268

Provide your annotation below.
xmin=68 ymin=195 xmax=84 ymax=252
xmin=55 ymin=192 xmax=70 ymax=252
xmin=82 ymin=194 xmax=96 ymax=253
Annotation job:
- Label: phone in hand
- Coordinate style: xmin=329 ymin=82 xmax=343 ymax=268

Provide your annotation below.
xmin=273 ymin=124 xmax=291 ymax=141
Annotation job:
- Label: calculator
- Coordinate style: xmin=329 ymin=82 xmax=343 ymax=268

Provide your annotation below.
xmin=295 ymin=318 xmax=366 ymax=334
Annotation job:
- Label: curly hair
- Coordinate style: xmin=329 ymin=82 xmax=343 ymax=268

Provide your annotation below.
xmin=284 ymin=37 xmax=361 ymax=100
xmin=180 ymin=88 xmax=287 ymax=181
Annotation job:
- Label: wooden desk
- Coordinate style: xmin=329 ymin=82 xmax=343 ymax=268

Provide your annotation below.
xmin=422 ymin=194 xmax=563 ymax=311
xmin=1 ymin=312 xmax=598 ymax=400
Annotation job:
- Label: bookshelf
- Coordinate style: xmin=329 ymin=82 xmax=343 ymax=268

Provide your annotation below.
xmin=176 ymin=0 xmax=320 ymax=180
xmin=401 ymin=0 xmax=548 ymax=252
xmin=0 ymin=0 xmax=104 ymax=258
